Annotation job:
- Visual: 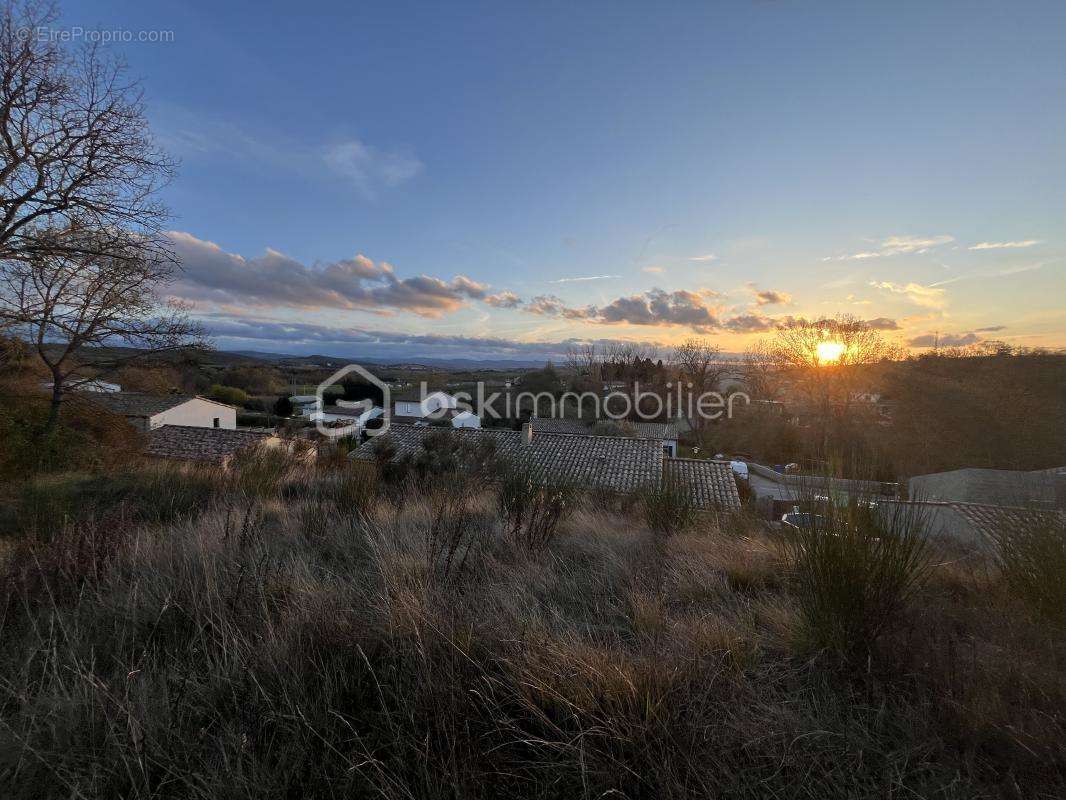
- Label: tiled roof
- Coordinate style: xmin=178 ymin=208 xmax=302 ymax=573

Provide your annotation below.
xmin=909 ymin=467 xmax=1065 ymax=508
xmin=530 ymin=417 xmax=593 ymax=435
xmin=665 ymin=458 xmax=741 ymax=511
xmin=947 ymin=502 xmax=1065 ymax=540
xmin=529 ymin=417 xmax=678 ymax=440
xmin=354 ymin=424 xmax=663 ymax=494
xmin=145 ymin=425 xmax=274 ymax=463
xmin=629 ymin=421 xmax=679 ymax=440
xmin=82 ymin=392 xmax=196 ymax=417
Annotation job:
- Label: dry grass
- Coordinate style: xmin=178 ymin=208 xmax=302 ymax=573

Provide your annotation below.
xmin=1 ymin=460 xmax=1065 ymax=798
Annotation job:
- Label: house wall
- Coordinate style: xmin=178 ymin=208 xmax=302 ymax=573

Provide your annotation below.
xmin=147 ymin=398 xmax=237 ymax=430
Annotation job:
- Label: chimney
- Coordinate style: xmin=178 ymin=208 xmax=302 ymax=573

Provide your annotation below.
xmin=522 ymin=422 xmax=534 ymax=444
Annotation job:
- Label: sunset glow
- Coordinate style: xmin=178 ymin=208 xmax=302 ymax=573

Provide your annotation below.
xmin=816 ymin=341 xmax=846 ymax=364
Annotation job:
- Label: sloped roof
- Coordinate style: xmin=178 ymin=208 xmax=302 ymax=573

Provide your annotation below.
xmin=146 ymin=425 xmax=273 ymax=463
xmin=665 ymin=458 xmax=741 ymax=511
xmin=82 ymin=392 xmax=197 ymax=417
xmin=948 ymin=502 xmax=1065 ymax=540
xmin=530 ymin=417 xmax=593 ymax=435
xmin=354 ymin=424 xmax=663 ymax=493
xmin=529 ymin=417 xmax=678 ymax=440
xmin=909 ymin=467 xmax=1065 ymax=507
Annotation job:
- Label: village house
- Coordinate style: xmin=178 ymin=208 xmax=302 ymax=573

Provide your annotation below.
xmin=529 ymin=416 xmax=679 ymax=457
xmin=83 ymin=392 xmax=238 ymax=432
xmin=354 ymin=422 xmax=739 ymax=511
xmin=144 ymin=425 xmax=281 ymax=466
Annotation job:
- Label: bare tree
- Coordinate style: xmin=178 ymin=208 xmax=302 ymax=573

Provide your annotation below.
xmin=672 ymin=337 xmax=726 ymax=429
xmin=0 ymin=1 xmax=196 ymax=433
xmin=0 ymin=1 xmax=174 ymax=263
xmin=745 ymin=315 xmax=901 ymax=457
xmin=0 ymin=231 xmax=204 ymax=431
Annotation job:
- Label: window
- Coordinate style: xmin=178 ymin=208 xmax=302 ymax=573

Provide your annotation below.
xmin=213 ymin=417 xmax=220 ymax=428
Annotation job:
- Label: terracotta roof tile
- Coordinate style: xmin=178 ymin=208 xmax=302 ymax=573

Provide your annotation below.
xmin=354 ymin=424 xmax=662 ymax=494
xmin=665 ymin=458 xmax=741 ymax=511
xmin=146 ymin=425 xmax=273 ymax=463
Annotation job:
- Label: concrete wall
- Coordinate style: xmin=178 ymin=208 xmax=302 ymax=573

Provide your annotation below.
xmin=147 ymin=398 xmax=237 ymax=430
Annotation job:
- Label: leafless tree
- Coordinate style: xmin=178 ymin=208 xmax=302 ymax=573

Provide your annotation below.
xmin=0 ymin=230 xmax=204 ymax=431
xmin=0 ymin=1 xmax=175 ymax=263
xmin=0 ymin=1 xmax=197 ymax=432
xmin=672 ymin=337 xmax=727 ymax=428
xmin=745 ymin=314 xmax=901 ymax=456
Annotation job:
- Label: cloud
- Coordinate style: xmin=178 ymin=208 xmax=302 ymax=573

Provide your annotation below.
xmin=201 ymin=315 xmax=672 ymax=361
xmin=525 ymin=295 xmax=597 ymax=320
xmin=642 ymin=266 xmax=665 ymax=274
xmin=154 ymin=107 xmax=421 ymax=201
xmin=908 ymin=332 xmax=981 ymax=348
xmin=869 ymin=280 xmax=947 ymax=309
xmin=168 ymin=232 xmax=487 ymax=318
xmin=322 ymin=140 xmax=423 ymax=199
xmin=864 ymin=317 xmax=901 ymax=331
xmin=484 ymin=291 xmax=522 ymax=309
xmin=689 ymin=254 xmax=717 ymax=262
xmin=747 ymin=284 xmax=792 ymax=306
xmin=975 ymin=325 xmax=1006 ymax=332
xmin=969 ymin=240 xmax=1041 ymax=250
xmin=832 ymin=234 xmax=954 ymax=261
xmin=722 ymin=314 xmax=778 ymax=333
xmin=548 ymin=275 xmax=620 ymax=283
xmin=598 ymin=289 xmax=722 ymax=331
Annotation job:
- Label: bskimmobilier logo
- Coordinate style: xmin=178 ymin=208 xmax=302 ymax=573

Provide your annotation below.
xmin=315 ymin=364 xmax=390 ymax=439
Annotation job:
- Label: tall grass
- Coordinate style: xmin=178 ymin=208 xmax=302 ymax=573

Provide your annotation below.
xmin=2 ymin=456 xmax=1066 ymax=798
xmin=783 ymin=491 xmax=932 ymax=657
xmin=639 ymin=473 xmax=696 ymax=538
xmin=497 ymin=461 xmax=576 ymax=552
xmin=990 ymin=511 xmax=1066 ymax=622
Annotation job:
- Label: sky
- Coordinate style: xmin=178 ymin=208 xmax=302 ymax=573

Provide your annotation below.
xmin=61 ymin=0 xmax=1066 ymax=361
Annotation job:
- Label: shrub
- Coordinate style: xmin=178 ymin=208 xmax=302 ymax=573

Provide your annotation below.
xmin=497 ymin=461 xmax=576 ymax=552
xmin=639 ymin=474 xmax=696 ymax=538
xmin=591 ymin=419 xmax=635 ymax=437
xmin=273 ymin=396 xmax=295 ymax=417
xmin=783 ymin=493 xmax=931 ymax=657
xmin=990 ymin=511 xmax=1066 ymax=622
xmin=209 ymin=383 xmax=250 ymax=407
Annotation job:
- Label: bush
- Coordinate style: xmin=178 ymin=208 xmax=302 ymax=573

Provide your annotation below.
xmin=591 ymin=420 xmax=635 ymax=437
xmin=209 ymin=384 xmax=250 ymax=407
xmin=639 ymin=474 xmax=696 ymax=538
xmin=497 ymin=461 xmax=576 ymax=552
xmin=783 ymin=493 xmax=931 ymax=657
xmin=990 ymin=511 xmax=1066 ymax=622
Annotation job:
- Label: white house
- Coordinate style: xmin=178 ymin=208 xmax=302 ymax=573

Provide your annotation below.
xmin=451 ymin=410 xmax=481 ymax=429
xmin=86 ymin=392 xmax=238 ymax=432
xmin=393 ymin=389 xmax=460 ymax=419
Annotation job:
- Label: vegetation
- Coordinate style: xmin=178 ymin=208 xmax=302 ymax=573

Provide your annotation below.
xmin=3 ymin=450 xmax=1066 ymax=798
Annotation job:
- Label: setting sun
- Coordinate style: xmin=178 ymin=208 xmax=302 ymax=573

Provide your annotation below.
xmin=816 ymin=341 xmax=846 ymax=364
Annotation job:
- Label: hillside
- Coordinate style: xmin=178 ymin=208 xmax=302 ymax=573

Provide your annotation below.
xmin=2 ymin=454 xmax=1065 ymax=798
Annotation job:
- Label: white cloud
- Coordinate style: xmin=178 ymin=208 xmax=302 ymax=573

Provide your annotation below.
xmin=322 ymin=140 xmax=423 ymax=199
xmin=969 ymin=240 xmax=1042 ymax=250
xmin=869 ymin=280 xmax=947 ymax=309
xmin=642 ymin=266 xmax=664 ymax=274
xmin=832 ymin=234 xmax=954 ymax=261
xmin=689 ymin=254 xmax=717 ymax=262
xmin=548 ymin=275 xmax=620 ymax=283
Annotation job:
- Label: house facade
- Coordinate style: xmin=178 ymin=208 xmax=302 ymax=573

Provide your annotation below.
xmin=86 ymin=393 xmax=238 ymax=431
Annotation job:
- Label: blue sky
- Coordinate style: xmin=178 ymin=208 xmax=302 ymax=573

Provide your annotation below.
xmin=62 ymin=0 xmax=1066 ymax=360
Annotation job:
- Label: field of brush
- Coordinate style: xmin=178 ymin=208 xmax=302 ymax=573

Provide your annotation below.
xmin=1 ymin=454 xmax=1065 ymax=799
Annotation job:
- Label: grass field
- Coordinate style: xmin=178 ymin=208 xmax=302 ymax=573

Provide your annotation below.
xmin=1 ymin=455 xmax=1064 ymax=799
